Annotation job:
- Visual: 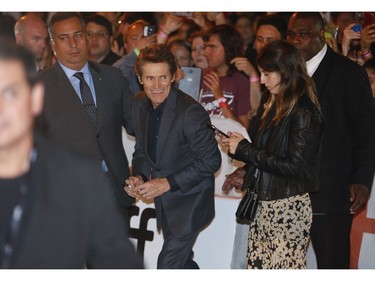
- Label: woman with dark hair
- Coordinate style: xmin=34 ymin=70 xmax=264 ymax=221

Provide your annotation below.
xmin=221 ymin=40 xmax=323 ymax=269
xmin=200 ymin=24 xmax=251 ymax=129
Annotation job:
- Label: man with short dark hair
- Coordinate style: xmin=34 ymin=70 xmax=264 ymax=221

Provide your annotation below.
xmin=125 ymin=44 xmax=221 ymax=269
xmin=287 ymin=12 xmax=375 ymax=269
xmin=0 ymin=42 xmax=142 ymax=269
xmin=86 ymin=14 xmax=120 ymax=65
xmin=37 ymin=12 xmax=134 ymax=213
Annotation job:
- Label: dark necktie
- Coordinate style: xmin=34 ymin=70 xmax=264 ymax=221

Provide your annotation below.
xmin=73 ymin=72 xmax=97 ymax=127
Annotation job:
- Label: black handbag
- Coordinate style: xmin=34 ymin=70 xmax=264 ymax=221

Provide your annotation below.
xmin=235 ymin=168 xmax=260 ymax=222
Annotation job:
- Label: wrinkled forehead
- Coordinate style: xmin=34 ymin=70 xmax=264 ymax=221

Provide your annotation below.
xmin=288 ymin=16 xmax=321 ymax=32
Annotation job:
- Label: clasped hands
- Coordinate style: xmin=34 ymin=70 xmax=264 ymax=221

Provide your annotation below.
xmin=124 ymin=176 xmax=170 ymax=200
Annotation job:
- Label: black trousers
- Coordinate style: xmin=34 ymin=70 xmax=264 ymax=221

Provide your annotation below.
xmin=310 ymin=212 xmax=353 ymax=269
xmin=157 ymin=208 xmax=199 ymax=269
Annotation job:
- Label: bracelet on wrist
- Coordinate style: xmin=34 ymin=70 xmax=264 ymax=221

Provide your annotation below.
xmin=360 ymin=49 xmax=372 ymax=57
xmin=216 ymin=97 xmax=229 ymax=108
xmin=249 ymin=76 xmax=260 ymax=83
xmin=158 ymin=30 xmax=168 ymax=39
xmin=219 ymin=102 xmax=229 ymax=108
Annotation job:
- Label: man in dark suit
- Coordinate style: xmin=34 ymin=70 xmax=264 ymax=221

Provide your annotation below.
xmin=287 ymin=12 xmax=375 ymax=269
xmin=36 ymin=13 xmax=134 ymax=210
xmin=124 ymin=44 xmax=221 ymax=269
xmin=0 ymin=42 xmax=142 ymax=269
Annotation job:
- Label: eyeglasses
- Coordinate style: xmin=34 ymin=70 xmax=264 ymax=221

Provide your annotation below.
xmin=286 ymin=31 xmax=317 ymax=40
xmin=87 ymin=31 xmax=109 ymax=39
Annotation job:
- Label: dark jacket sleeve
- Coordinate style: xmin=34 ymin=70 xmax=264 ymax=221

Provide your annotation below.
xmin=233 ymin=108 xmax=321 ymax=178
xmin=344 ymin=63 xmax=375 ymax=189
xmin=169 ymin=103 xmax=222 ymax=193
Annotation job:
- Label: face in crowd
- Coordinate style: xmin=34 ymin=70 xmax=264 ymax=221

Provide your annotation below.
xmin=137 ymin=45 xmax=177 ymax=109
xmin=191 ymin=36 xmax=208 ymax=69
xmin=86 ymin=21 xmax=111 ymax=60
xmin=287 ymin=13 xmax=325 ymax=61
xmin=138 ymin=62 xmax=175 ymax=109
xmin=169 ymin=43 xmax=193 ymax=67
xmin=254 ymin=24 xmax=282 ymax=54
xmin=203 ymin=34 xmax=226 ymax=70
xmin=259 ymin=68 xmax=281 ymax=95
xmin=0 ymin=56 xmax=43 ymax=151
xmin=50 ymin=15 xmax=88 ymax=71
xmin=15 ymin=15 xmax=49 ymax=62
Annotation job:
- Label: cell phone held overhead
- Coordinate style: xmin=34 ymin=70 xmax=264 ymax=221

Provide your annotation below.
xmin=207 ymin=122 xmax=230 ymax=138
xmin=143 ymin=25 xmax=156 ymax=37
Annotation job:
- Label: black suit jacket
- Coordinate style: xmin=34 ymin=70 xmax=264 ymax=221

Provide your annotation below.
xmin=311 ymin=47 xmax=375 ymax=212
xmin=37 ymin=61 xmax=134 ymax=207
xmin=131 ymin=87 xmax=221 ymax=235
xmin=9 ymin=134 xmax=142 ymax=269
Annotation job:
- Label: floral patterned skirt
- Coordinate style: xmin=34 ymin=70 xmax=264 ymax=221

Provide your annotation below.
xmin=247 ymin=193 xmax=312 ymax=269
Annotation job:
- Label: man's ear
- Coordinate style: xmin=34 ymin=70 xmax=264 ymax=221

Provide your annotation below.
xmin=319 ymin=29 xmax=325 ymax=43
xmin=15 ymin=33 xmax=24 ymax=44
xmin=50 ymin=39 xmax=57 ymax=56
xmin=137 ymin=75 xmax=143 ymax=85
xmin=31 ymin=82 xmax=44 ymax=116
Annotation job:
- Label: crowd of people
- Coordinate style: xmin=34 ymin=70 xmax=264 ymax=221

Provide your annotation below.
xmin=0 ymin=11 xmax=374 ymax=269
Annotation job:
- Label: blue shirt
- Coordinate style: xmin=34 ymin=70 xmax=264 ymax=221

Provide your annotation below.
xmin=59 ymin=62 xmax=97 ymax=106
xmin=58 ymin=62 xmax=107 ymax=172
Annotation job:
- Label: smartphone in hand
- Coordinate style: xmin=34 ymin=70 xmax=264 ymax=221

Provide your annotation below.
xmin=207 ymin=122 xmax=230 ymax=138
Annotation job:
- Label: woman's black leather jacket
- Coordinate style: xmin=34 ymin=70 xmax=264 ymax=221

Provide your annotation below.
xmin=234 ymin=95 xmax=323 ymax=201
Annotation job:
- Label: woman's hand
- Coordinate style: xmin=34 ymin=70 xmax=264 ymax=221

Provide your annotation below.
xmin=230 ymin=57 xmax=257 ymax=77
xmin=220 ymin=132 xmax=245 ymax=154
xmin=361 ymin=24 xmax=375 ymax=52
xmin=341 ymin=23 xmax=361 ymax=56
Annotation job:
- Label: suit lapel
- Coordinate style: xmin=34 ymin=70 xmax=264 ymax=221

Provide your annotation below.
xmin=54 ymin=63 xmax=82 ymax=105
xmin=54 ymin=63 xmax=97 ymax=130
xmin=312 ymin=47 xmax=334 ymax=100
xmin=139 ymin=100 xmax=150 ymax=157
xmin=156 ymin=88 xmax=177 ymax=163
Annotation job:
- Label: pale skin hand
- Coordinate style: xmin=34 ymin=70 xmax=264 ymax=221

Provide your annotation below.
xmin=203 ymin=71 xmax=223 ymax=99
xmin=136 ymin=35 xmax=157 ymax=51
xmin=360 ymin=24 xmax=375 ymax=59
xmin=342 ymin=23 xmax=361 ymax=56
xmin=230 ymin=57 xmax=256 ymax=77
xmin=124 ymin=175 xmax=144 ymax=198
xmin=157 ymin=15 xmax=183 ymax=44
xmin=188 ymin=12 xmax=211 ymax=30
xmin=136 ymin=178 xmax=171 ymax=201
xmin=219 ymin=131 xmax=245 ymax=155
xmin=349 ymin=184 xmax=370 ymax=214
xmin=230 ymin=57 xmax=262 ymax=119
xmin=162 ymin=15 xmax=183 ymax=34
